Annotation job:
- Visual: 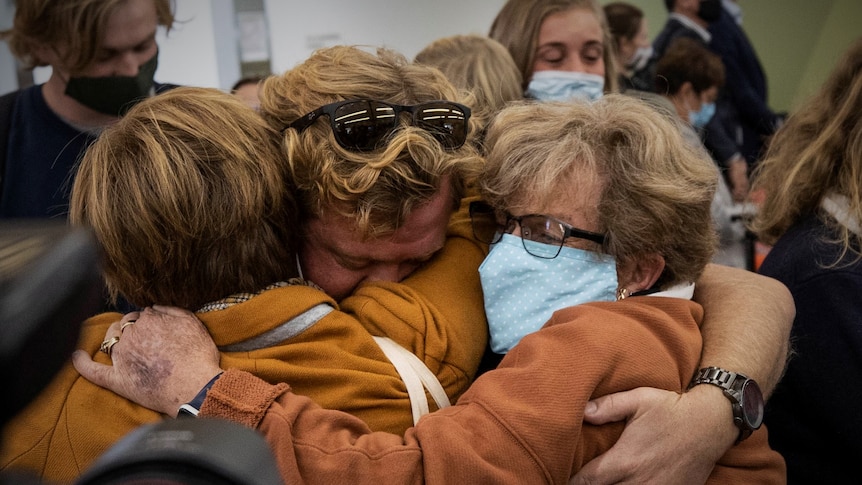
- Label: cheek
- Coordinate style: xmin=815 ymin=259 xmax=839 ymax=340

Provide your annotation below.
xmin=586 ymin=58 xmax=605 ymax=77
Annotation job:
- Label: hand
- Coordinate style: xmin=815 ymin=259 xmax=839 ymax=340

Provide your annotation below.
xmin=570 ymin=386 xmax=736 ymax=485
xmin=73 ymin=305 xmax=223 ymax=417
xmin=727 ymin=158 xmax=750 ymax=203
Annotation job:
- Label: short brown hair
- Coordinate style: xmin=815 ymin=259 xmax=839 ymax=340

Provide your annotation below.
xmin=479 ymin=95 xmax=717 ymax=287
xmin=1 ymin=0 xmax=174 ymax=71
xmin=489 ymin=0 xmax=618 ymax=93
xmin=415 ymin=35 xmax=523 ymax=127
xmin=70 ymin=87 xmax=298 ymax=309
xmin=259 ymin=46 xmax=484 ymax=238
xmin=655 ymin=37 xmax=725 ymax=95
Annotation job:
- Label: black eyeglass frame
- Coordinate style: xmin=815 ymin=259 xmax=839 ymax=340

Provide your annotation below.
xmin=469 ymin=200 xmax=607 ymax=259
xmin=287 ymin=99 xmax=471 ymax=152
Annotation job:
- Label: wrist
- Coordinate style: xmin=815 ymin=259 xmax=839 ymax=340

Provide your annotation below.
xmin=177 ymin=371 xmax=224 ymax=418
xmin=683 ymin=384 xmax=738 ymax=454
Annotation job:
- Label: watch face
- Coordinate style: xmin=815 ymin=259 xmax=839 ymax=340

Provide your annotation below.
xmin=741 ymin=379 xmax=765 ymax=429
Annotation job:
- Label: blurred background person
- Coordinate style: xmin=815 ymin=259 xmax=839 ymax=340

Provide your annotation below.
xmin=749 ymin=36 xmax=862 ymax=484
xmin=490 ymin=0 xmax=617 ymax=102
xmin=708 ymin=0 xmax=783 ymax=168
xmin=653 ymin=0 xmax=750 ymax=203
xmin=604 ymin=1 xmax=653 ymax=93
xmin=231 ymin=75 xmax=265 ymax=111
xmin=655 ymin=37 xmax=750 ymax=269
xmin=0 ymin=0 xmax=177 ymax=219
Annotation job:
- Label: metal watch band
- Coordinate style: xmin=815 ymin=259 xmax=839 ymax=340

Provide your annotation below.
xmin=689 ymin=366 xmax=745 ymax=389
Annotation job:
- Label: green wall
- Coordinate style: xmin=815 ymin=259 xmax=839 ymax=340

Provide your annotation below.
xmin=603 ymin=0 xmax=862 ymax=113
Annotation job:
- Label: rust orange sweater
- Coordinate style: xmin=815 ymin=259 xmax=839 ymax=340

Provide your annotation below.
xmin=200 ymin=296 xmax=786 ymax=484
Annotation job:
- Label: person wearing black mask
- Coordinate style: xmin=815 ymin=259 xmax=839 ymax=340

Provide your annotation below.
xmin=0 ymin=0 xmax=178 ymax=219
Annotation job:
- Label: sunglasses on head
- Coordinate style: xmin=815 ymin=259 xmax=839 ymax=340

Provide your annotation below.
xmin=288 ymin=99 xmax=471 ymax=152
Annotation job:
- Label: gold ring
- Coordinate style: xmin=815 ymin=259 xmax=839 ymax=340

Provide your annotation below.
xmin=99 ymin=336 xmax=121 ymax=356
xmin=120 ymin=320 xmax=137 ymax=332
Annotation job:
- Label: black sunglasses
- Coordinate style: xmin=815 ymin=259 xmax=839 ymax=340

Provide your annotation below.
xmin=469 ymin=200 xmax=607 ymax=259
xmin=288 ymin=99 xmax=471 ymax=152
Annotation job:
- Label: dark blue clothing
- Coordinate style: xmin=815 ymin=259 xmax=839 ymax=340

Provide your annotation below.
xmin=708 ymin=10 xmax=779 ymax=165
xmin=651 ymin=16 xmax=741 ymax=169
xmin=652 ymin=17 xmax=704 ymax=62
xmin=758 ymin=211 xmax=862 ymax=484
xmin=0 ymin=85 xmax=94 ymax=219
xmin=0 ymin=83 xmax=177 ymax=219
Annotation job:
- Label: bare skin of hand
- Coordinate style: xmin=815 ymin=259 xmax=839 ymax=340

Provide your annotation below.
xmin=570 ymin=386 xmax=736 ymax=485
xmin=72 ymin=305 xmax=223 ymax=417
xmin=727 ymin=158 xmax=750 ymax=203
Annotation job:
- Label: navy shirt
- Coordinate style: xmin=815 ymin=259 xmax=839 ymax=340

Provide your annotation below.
xmin=758 ymin=211 xmax=862 ymax=484
xmin=1 ymin=83 xmax=177 ymax=219
xmin=0 ymin=85 xmax=95 ymax=219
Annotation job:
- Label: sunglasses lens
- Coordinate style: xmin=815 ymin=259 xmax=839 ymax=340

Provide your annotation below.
xmin=415 ymin=103 xmax=469 ymax=149
xmin=333 ymin=101 xmax=398 ymax=151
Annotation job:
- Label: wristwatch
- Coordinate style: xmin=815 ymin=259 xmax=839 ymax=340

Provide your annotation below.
xmin=689 ymin=366 xmax=764 ymax=443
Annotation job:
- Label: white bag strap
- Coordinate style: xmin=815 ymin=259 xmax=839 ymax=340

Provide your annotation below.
xmin=372 ymin=336 xmax=451 ymax=425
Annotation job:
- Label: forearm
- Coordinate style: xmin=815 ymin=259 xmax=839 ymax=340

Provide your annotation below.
xmin=694 ymin=264 xmax=794 ymax=395
xmin=200 ymin=369 xmax=548 ymax=484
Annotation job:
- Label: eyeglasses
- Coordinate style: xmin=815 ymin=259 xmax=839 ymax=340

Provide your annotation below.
xmin=288 ymin=99 xmax=471 ymax=152
xmin=469 ymin=200 xmax=607 ymax=259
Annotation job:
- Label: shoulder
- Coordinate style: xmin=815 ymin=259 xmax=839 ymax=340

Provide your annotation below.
xmin=154 ymin=82 xmax=183 ymax=94
xmin=760 ymin=213 xmax=860 ymax=285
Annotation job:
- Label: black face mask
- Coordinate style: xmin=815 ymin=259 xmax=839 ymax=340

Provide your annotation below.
xmin=64 ymin=51 xmax=158 ymax=116
xmin=698 ymin=0 xmax=723 ymax=23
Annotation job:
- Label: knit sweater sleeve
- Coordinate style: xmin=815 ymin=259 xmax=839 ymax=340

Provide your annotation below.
xmin=200 ymin=298 xmax=711 ymax=485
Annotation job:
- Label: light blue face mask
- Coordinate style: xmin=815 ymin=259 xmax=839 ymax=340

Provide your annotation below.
xmin=479 ymin=234 xmax=618 ymax=354
xmin=689 ymin=101 xmax=716 ymax=129
xmin=526 ymin=70 xmax=605 ymax=102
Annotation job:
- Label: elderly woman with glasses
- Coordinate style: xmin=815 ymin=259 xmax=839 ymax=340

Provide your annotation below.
xmin=76 ymin=95 xmax=784 ymax=484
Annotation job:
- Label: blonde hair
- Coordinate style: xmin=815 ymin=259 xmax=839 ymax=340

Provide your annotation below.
xmin=479 ymin=95 xmax=717 ymax=287
xmin=70 ymin=87 xmax=298 ymax=309
xmin=414 ymin=35 xmax=523 ymax=127
xmin=1 ymin=0 xmax=174 ymax=71
xmin=750 ymin=37 xmax=862 ymax=263
xmin=489 ymin=0 xmax=618 ymax=93
xmin=259 ymin=46 xmax=484 ymax=238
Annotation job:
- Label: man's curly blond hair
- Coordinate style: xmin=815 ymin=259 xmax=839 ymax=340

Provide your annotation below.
xmin=258 ymin=46 xmax=484 ymax=239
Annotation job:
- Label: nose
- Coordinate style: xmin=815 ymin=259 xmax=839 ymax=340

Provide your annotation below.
xmin=113 ymin=52 xmax=141 ymax=77
xmin=559 ymin=56 xmax=587 ymax=75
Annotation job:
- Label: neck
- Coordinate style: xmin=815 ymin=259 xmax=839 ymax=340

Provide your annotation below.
xmin=42 ymin=71 xmax=121 ymax=129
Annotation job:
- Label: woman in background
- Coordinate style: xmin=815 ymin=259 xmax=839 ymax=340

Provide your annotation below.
xmin=604 ymin=1 xmax=653 ymax=92
xmin=490 ymin=0 xmax=617 ymax=101
xmin=749 ymin=36 xmax=862 ymax=484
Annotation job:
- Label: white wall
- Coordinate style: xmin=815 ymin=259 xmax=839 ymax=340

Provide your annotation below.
xmin=2 ymin=0 xmax=508 ymax=94
xmin=265 ymin=0 xmax=508 ymax=74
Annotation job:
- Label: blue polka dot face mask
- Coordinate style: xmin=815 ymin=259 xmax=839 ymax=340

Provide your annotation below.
xmin=479 ymin=233 xmax=618 ymax=353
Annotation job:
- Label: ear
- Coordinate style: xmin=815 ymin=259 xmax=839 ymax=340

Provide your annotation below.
xmin=679 ymin=81 xmax=696 ymax=99
xmin=616 ymin=253 xmax=666 ymax=295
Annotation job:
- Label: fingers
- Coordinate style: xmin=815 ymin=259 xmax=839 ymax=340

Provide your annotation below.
xmin=72 ymin=350 xmax=115 ymax=388
xmin=570 ymin=453 xmax=624 ymax=485
xmin=583 ymin=387 xmax=654 ymax=425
